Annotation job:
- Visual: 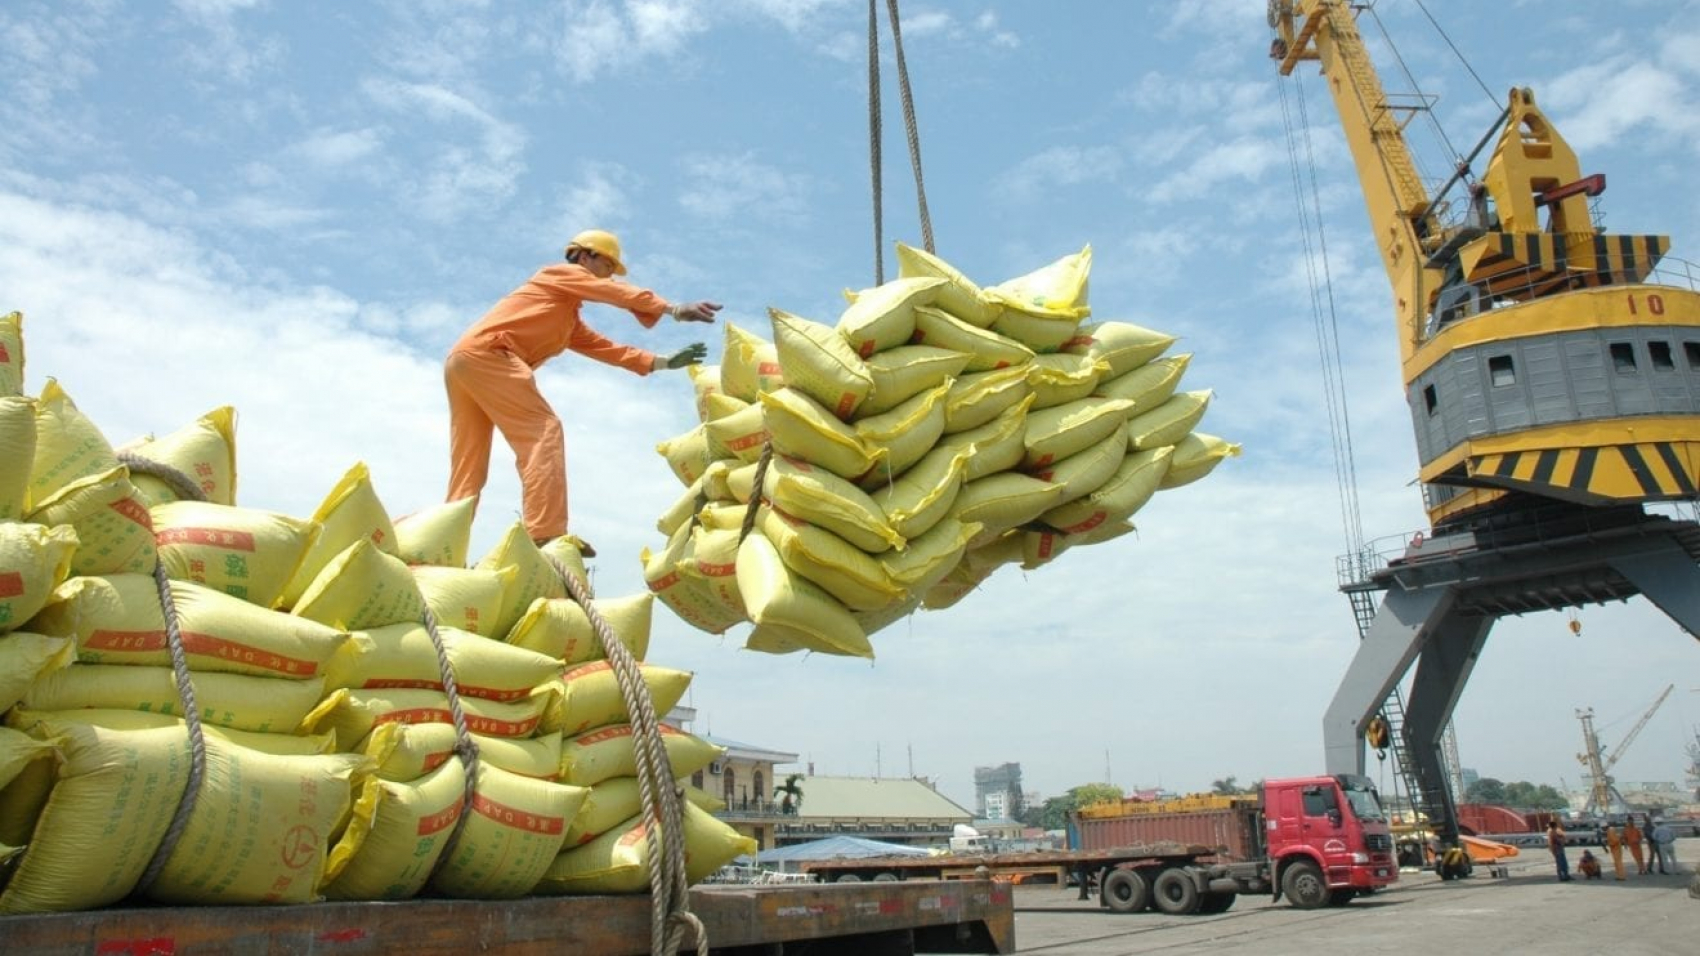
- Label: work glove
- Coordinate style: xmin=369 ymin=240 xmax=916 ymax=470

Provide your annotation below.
xmin=671 ymin=301 xmax=722 ymax=323
xmin=664 ymin=343 xmax=708 ymax=370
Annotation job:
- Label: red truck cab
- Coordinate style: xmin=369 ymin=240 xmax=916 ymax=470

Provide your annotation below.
xmin=1264 ymin=774 xmax=1398 ymax=906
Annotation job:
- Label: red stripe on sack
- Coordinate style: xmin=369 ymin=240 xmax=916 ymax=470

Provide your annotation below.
xmin=472 ymin=793 xmax=565 ymax=835
xmin=465 ymin=713 xmax=540 ymax=736
xmin=564 ymin=661 xmax=613 ymax=681
xmin=155 ymin=527 xmax=257 ymax=552
xmin=362 ymin=678 xmax=440 ymax=692
xmin=1060 ymin=512 xmax=1107 ymax=534
xmin=834 ymin=394 xmax=856 ymax=419
xmin=728 ymin=431 xmax=769 ymax=451
xmin=1062 ymin=335 xmax=1096 ymax=350
xmin=577 ymin=725 xmax=634 ymax=744
xmin=86 ymin=629 xmax=167 ymax=652
xmin=758 ymin=362 xmax=782 ymax=376
xmin=697 ymin=561 xmax=736 ymax=578
xmin=109 ymin=496 xmax=153 ymax=527
xmin=178 ymin=631 xmax=319 ymax=676
xmin=857 ymin=341 xmax=875 ymax=359
xmin=374 ymin=707 xmax=452 ymax=727
xmin=650 ymin=572 xmax=680 ymax=591
xmin=417 ymin=797 xmax=465 ymax=836
xmin=1035 ymin=533 xmax=1058 ymax=559
xmin=0 ymin=571 xmax=28 ymax=598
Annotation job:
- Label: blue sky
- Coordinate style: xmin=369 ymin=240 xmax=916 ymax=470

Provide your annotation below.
xmin=4 ymin=0 xmax=1699 ymax=811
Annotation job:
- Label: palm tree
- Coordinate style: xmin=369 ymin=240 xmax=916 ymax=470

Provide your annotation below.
xmin=774 ymin=774 xmax=805 ymax=814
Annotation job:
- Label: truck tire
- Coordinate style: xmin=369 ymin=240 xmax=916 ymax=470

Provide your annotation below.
xmin=1102 ymin=869 xmax=1149 ymax=914
xmin=1197 ymin=891 xmax=1237 ymax=914
xmin=1151 ymin=868 xmax=1201 ymax=915
xmin=1280 ymin=861 xmax=1328 ymax=909
xmin=872 ymin=872 xmax=900 ymax=882
xmin=834 ymin=873 xmax=863 ymax=883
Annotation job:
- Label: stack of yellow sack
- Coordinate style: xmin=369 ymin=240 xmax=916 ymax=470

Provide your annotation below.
xmin=645 ymin=245 xmax=1240 ymax=657
xmin=0 ymin=310 xmax=751 ymax=913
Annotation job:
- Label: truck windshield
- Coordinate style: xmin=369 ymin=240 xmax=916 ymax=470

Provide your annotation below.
xmin=1341 ymin=786 xmax=1385 ymax=822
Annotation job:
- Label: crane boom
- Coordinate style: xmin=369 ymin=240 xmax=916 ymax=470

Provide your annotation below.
xmin=1602 ymin=683 xmax=1675 ymax=775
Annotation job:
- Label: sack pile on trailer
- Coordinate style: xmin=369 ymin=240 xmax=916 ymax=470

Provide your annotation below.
xmin=645 ymin=244 xmax=1240 ymax=657
xmin=0 ymin=311 xmax=753 ymax=915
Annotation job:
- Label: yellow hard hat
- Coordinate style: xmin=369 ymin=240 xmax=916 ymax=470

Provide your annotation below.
xmin=566 ymin=229 xmax=627 ymax=275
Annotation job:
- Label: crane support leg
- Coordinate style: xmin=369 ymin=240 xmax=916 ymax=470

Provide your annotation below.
xmin=1322 ymin=585 xmax=1453 ymax=777
xmin=1610 ymin=541 xmax=1700 ymax=639
xmin=1400 ymin=611 xmax=1492 ymax=845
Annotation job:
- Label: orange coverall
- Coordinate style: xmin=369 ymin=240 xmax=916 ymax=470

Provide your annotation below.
xmin=445 ymin=262 xmax=668 ymax=541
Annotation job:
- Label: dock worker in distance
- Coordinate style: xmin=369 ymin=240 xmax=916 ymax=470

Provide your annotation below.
xmin=1546 ymin=820 xmax=1572 ymax=882
xmin=444 ymin=229 xmax=720 ymax=558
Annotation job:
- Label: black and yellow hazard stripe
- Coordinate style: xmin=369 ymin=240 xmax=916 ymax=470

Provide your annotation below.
xmin=1468 ymin=439 xmax=1700 ymax=504
xmin=1457 ymin=232 xmax=1670 ymax=298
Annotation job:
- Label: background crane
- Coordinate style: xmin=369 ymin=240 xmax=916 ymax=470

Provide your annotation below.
xmin=1576 ymin=683 xmax=1675 ymax=817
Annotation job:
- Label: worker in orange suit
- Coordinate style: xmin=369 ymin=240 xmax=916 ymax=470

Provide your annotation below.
xmin=1603 ymin=822 xmax=1626 ymax=880
xmin=445 ymin=230 xmax=720 ymax=557
xmin=1623 ymin=816 xmax=1646 ymax=874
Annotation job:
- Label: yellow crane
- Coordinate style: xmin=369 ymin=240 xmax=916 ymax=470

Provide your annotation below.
xmin=1271 ymin=0 xmax=1700 ymax=853
xmin=1577 ymin=683 xmax=1675 ymax=817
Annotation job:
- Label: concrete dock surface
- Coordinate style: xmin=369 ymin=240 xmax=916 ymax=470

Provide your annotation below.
xmin=998 ymin=836 xmax=1698 ymax=955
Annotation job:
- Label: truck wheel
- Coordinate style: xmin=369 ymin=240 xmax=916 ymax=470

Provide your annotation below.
xmin=1151 ymin=868 xmax=1201 ymax=915
xmin=1102 ymin=869 xmax=1149 ymax=913
xmin=1280 ymin=861 xmax=1328 ymax=909
xmin=834 ymin=873 xmax=863 ymax=883
xmin=1198 ymin=891 xmax=1237 ymax=914
xmin=872 ymin=872 xmax=900 ymax=882
xmin=1327 ymin=889 xmax=1356 ymax=906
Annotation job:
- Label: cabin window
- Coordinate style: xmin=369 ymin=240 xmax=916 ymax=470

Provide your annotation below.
xmin=692 ymin=770 xmax=705 ymax=789
xmin=1423 ymin=384 xmax=1438 ymax=416
xmin=1488 ymin=354 xmax=1516 ymax=387
xmin=1649 ymin=340 xmax=1675 ymax=371
xmin=1610 ymin=342 xmax=1638 ymax=373
xmin=723 ymin=767 xmax=736 ymax=805
xmin=1685 ymin=342 xmax=1700 ymax=370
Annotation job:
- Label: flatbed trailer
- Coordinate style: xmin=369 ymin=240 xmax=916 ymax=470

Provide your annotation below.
xmin=0 ymin=880 xmax=1015 ymax=955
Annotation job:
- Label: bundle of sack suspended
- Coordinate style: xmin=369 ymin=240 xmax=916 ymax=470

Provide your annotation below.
xmin=646 ymin=244 xmax=1240 ymax=658
xmin=0 ymin=310 xmax=752 ymax=915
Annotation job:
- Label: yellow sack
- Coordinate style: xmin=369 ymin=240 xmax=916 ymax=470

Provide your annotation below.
xmin=506 ymin=592 xmax=654 ymax=665
xmin=412 ymin=563 xmax=515 ymax=637
xmin=720 ymin=323 xmax=784 ymax=403
xmin=392 ymin=497 xmax=477 ymax=568
xmin=558 ymin=722 xmax=723 ymax=788
xmin=0 ymin=724 xmax=55 ymax=796
xmin=28 ymin=466 xmax=156 ymax=576
xmin=362 ymin=721 xmax=562 ymax=782
xmin=759 ymin=387 xmax=885 ymax=481
xmin=869 ymin=444 xmax=970 ymax=541
xmin=1041 ymin=446 xmax=1174 ymax=533
xmin=323 ymin=756 xmax=464 ymax=900
xmin=1127 ymin=390 xmax=1213 ymax=451
xmin=0 ymin=720 xmax=190 ymax=913
xmin=281 ymin=462 xmax=401 ymax=608
xmin=324 ymin=621 xmax=560 ymax=704
xmin=0 ymin=632 xmax=75 ymax=711
xmin=877 ymin=516 xmax=980 ymax=590
xmin=863 ymin=344 xmax=972 ymax=417
xmin=943 ymin=365 xmax=1031 ymax=434
xmin=292 ymin=539 xmax=427 ymax=631
xmin=655 ymin=470 xmax=710 ymax=539
xmin=0 ymin=522 xmax=77 ymax=631
xmin=153 ymin=500 xmax=320 ymax=608
xmin=33 ymin=573 xmax=347 ymax=680
xmin=920 ymin=556 xmax=1000 ymax=611
xmin=703 ymin=398 xmax=770 ymax=464
xmin=837 ymin=276 xmax=945 ymax=358
xmin=548 ymin=661 xmax=693 ymax=736
xmin=895 ymin=242 xmax=1001 ymax=327
xmin=936 ymin=395 xmax=1033 ymax=481
xmin=14 ymin=707 xmax=334 ymax=756
xmin=912 ymin=305 xmax=1033 ymax=372
xmin=770 ymin=307 xmax=873 ymax=420
xmin=656 ymin=422 xmax=712 ymax=486
xmin=746 ymin=455 xmax=902 ymax=554
xmin=641 ymin=525 xmax=746 ymax=636
xmin=1027 ymin=353 xmax=1109 ymax=410
xmin=679 ymin=524 xmax=747 ymax=621
xmin=28 ymin=379 xmax=119 ymax=509
xmin=305 ymin=685 xmax=555 ymax=750
xmin=948 ymin=473 xmax=1068 ymax=546
xmin=1031 ymin=428 xmax=1130 ymax=505
xmin=854 ymin=383 xmax=949 ymax=487
xmin=473 ymin=525 xmax=574 ymax=639
xmin=24 ymin=663 xmax=327 ymax=733
xmin=0 ymin=310 xmax=21 ymax=396
xmin=990 ymin=305 xmax=1082 ymax=354
xmin=1022 ymin=396 xmax=1135 ymax=470
xmin=982 ymin=245 xmax=1092 ymax=319
xmin=1161 ymin=432 xmax=1242 ymax=489
xmin=1019 ymin=518 xmax=1137 ymax=570
xmin=852 ymin=594 xmax=925 ymax=638
xmin=566 ymin=776 xmax=649 ymax=846
xmin=688 ymin=363 xmax=722 ymax=422
xmin=736 ymin=532 xmax=872 ymax=658
xmin=123 ymin=405 xmax=238 ymax=508
xmin=538 ymin=801 xmax=755 ymax=894
xmin=0 ymin=395 xmax=35 ymax=520
xmin=145 ymin=738 xmax=367 ymax=906
xmin=1094 ymin=352 xmax=1191 ymax=416
xmin=1065 ymin=321 xmax=1176 ymax=378
xmin=428 ymin=762 xmax=587 ymax=899
xmin=758 ymin=506 xmax=905 ymax=611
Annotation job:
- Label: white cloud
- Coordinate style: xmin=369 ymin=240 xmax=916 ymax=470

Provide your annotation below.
xmin=1147 ymin=135 xmax=1288 ymax=203
xmin=557 ymin=0 xmax=713 ymax=84
xmin=290 ymin=128 xmax=386 ymax=169
xmin=995 ymin=145 xmax=1122 ymax=202
xmin=360 ymin=78 xmax=528 ymax=222
xmin=677 ymin=153 xmax=813 ymax=224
